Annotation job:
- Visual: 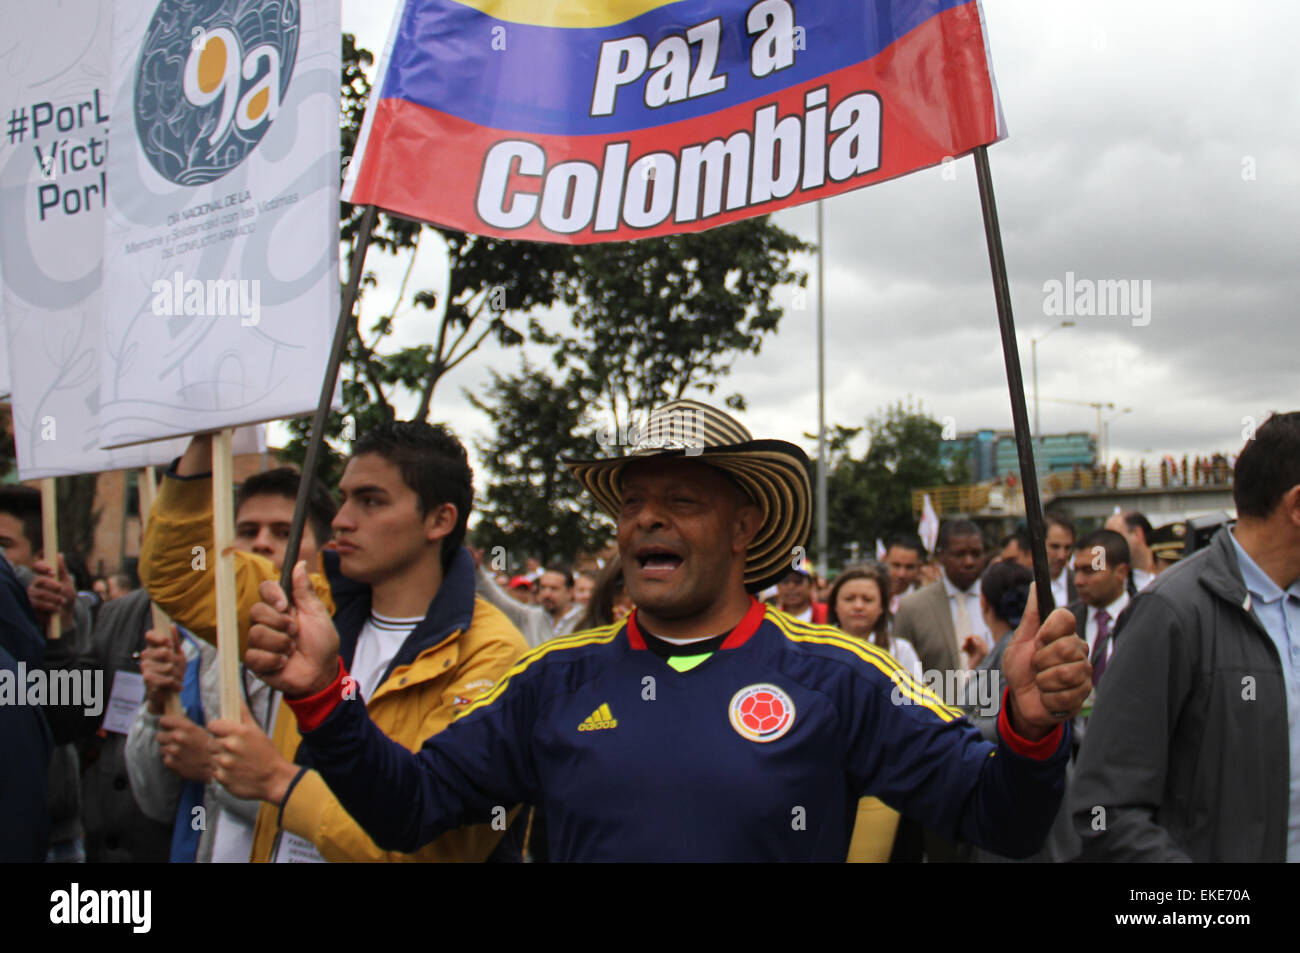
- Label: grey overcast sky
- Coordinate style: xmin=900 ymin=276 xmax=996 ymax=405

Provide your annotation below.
xmin=324 ymin=0 xmax=1299 ymax=493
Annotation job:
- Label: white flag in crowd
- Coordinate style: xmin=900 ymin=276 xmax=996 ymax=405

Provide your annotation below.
xmin=918 ymin=494 xmax=940 ymax=555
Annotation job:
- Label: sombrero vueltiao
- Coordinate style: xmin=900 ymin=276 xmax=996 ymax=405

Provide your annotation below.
xmin=566 ymin=400 xmax=812 ymax=593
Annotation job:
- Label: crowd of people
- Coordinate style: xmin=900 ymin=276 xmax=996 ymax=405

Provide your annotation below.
xmin=1 ymin=402 xmax=1296 ymax=863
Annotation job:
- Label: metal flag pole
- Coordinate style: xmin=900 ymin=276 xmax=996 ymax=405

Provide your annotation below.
xmin=972 ymin=146 xmax=1056 ymax=616
xmin=815 ymin=200 xmax=828 ymax=571
xmin=278 ymin=203 xmax=380 ymax=597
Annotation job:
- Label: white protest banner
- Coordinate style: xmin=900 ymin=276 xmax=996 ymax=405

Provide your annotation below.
xmin=0 ymin=0 xmax=186 ymax=478
xmin=99 ymin=0 xmax=340 ymax=449
xmin=0 ymin=310 xmax=11 ymax=398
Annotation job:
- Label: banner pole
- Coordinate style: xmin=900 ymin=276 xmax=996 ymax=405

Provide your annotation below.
xmin=972 ymin=146 xmax=1056 ymax=616
xmin=138 ymin=467 xmax=182 ymax=716
xmin=212 ymin=429 xmax=242 ymax=720
xmin=40 ymin=477 xmax=60 ymax=640
xmin=815 ymin=200 xmax=828 ymax=570
xmin=279 ymin=203 xmax=380 ymax=597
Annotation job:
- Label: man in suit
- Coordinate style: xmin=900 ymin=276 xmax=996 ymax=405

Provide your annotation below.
xmin=1105 ymin=510 xmax=1156 ymax=594
xmin=884 ymin=533 xmax=926 ymax=615
xmin=999 ymin=528 xmax=1034 ymax=570
xmin=1045 ymin=513 xmax=1079 ymax=610
xmin=894 ymin=520 xmax=992 ymax=682
xmin=1069 ymin=529 xmax=1132 ymax=692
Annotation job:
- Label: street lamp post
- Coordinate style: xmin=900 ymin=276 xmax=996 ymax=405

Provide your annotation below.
xmin=1031 ymin=320 xmax=1075 ymax=466
xmin=1102 ymin=407 xmax=1133 ymax=468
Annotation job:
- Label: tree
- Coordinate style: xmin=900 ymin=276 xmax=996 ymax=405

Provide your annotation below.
xmin=811 ymin=400 xmax=970 ymax=568
xmin=465 ymin=365 xmax=610 ymax=564
xmin=538 ymin=222 xmax=808 ymax=438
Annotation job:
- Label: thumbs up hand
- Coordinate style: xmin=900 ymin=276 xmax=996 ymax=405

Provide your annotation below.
xmin=1000 ymin=583 xmax=1091 ymax=740
xmin=244 ymin=561 xmax=340 ymax=699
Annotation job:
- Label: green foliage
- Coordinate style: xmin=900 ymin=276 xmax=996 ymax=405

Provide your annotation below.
xmin=812 ymin=399 xmax=969 ymax=569
xmin=538 ymin=221 xmax=809 ymax=434
xmin=465 ymin=366 xmax=610 ymax=563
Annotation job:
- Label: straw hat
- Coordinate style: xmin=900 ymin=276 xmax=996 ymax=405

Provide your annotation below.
xmin=567 ymin=400 xmax=812 ymax=593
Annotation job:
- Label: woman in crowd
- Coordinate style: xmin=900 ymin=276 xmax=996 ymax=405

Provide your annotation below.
xmin=826 ymin=562 xmax=923 ymax=863
xmin=826 ymin=562 xmax=923 ymax=681
xmin=576 ymin=556 xmax=632 ymax=631
xmin=964 ymin=559 xmax=1033 ymax=736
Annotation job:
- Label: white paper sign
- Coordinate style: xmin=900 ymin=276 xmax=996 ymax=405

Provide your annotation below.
xmin=0 ymin=0 xmax=187 ymax=477
xmin=273 ymin=831 xmax=328 ymax=864
xmin=102 ymin=669 xmax=146 ymax=735
xmin=99 ymin=0 xmax=341 ymax=449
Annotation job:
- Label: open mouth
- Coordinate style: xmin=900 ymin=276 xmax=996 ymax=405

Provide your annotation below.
xmin=635 ymin=545 xmax=684 ymax=577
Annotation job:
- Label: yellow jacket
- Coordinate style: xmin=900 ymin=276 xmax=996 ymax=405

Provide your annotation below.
xmin=139 ymin=471 xmax=529 ymax=862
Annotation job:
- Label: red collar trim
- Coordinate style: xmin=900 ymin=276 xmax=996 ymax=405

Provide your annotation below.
xmin=626 ymin=598 xmax=766 ymax=651
xmin=625 ymin=613 xmax=647 ymax=650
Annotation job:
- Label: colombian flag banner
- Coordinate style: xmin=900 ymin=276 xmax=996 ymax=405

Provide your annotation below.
xmin=344 ymin=0 xmax=1005 ymax=244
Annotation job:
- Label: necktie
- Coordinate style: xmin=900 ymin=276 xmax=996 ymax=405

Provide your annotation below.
xmin=953 ymin=591 xmax=973 ymax=662
xmin=1091 ymin=609 xmax=1111 ymax=686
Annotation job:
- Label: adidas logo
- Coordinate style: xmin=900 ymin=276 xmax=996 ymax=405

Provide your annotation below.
xmin=578 ymin=703 xmax=618 ymax=731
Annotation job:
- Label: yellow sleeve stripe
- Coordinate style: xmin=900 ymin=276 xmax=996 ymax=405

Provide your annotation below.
xmin=455 ymin=622 xmax=623 ymax=719
xmin=772 ymin=611 xmax=913 ymax=673
xmin=769 ymin=615 xmax=964 ymax=722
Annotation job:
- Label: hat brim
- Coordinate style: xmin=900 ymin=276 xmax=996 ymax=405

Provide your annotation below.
xmin=566 ymin=440 xmax=812 ymax=593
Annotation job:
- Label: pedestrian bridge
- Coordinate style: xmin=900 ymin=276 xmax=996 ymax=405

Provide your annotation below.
xmin=913 ymin=467 xmax=1235 ymax=526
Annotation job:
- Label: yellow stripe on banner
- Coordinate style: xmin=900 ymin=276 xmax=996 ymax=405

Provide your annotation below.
xmin=457 ymin=624 xmax=623 ymax=719
xmin=600 ymin=703 xmax=612 ymax=721
xmin=450 ymin=0 xmax=685 ymax=28
xmin=770 ymin=616 xmax=964 ymax=722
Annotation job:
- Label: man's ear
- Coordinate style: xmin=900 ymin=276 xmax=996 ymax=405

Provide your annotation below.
xmin=424 ymin=503 xmax=459 ymax=544
xmin=1283 ymin=485 xmax=1300 ymax=530
xmin=732 ymin=500 xmax=761 ymax=555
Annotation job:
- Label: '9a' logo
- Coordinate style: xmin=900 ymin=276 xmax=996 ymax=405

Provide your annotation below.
xmin=135 ymin=0 xmax=300 ymax=185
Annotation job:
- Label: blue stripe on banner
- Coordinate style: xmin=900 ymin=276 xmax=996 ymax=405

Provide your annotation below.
xmin=380 ymin=0 xmax=973 ymax=136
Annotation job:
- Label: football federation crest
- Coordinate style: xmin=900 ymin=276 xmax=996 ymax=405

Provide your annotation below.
xmin=729 ymin=684 xmax=795 ymax=743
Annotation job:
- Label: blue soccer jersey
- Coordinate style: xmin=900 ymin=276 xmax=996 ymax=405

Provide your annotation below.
xmin=294 ymin=600 xmax=1069 ymax=861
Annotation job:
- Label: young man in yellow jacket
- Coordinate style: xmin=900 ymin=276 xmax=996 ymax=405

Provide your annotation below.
xmin=139 ymin=422 xmax=528 ymax=862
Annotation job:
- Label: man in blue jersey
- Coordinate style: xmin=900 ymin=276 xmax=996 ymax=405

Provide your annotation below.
xmin=231 ymin=401 xmax=1091 ymax=861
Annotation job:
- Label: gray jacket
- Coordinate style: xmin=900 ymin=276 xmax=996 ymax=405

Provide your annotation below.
xmin=125 ymin=630 xmax=267 ymax=862
xmin=475 ymin=568 xmax=582 ymax=648
xmin=1070 ymin=527 xmax=1290 ymax=861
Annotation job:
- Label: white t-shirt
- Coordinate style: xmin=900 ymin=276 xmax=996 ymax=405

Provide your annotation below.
xmin=350 ymin=611 xmax=421 ymax=701
xmin=884 ymin=636 xmax=925 ymax=682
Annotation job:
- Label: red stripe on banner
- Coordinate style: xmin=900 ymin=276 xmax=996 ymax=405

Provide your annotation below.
xmin=351 ymin=3 xmax=998 ymax=242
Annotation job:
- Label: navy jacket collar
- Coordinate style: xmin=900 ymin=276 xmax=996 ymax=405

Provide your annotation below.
xmin=325 ymin=546 xmax=479 ymax=682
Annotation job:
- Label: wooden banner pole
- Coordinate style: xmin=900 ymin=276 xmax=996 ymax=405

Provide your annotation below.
xmin=278 ymin=203 xmax=380 ymax=598
xmin=972 ymin=145 xmax=1056 ymax=617
xmin=212 ymin=429 xmax=242 ymax=720
xmin=138 ymin=467 xmax=182 ymax=717
xmin=40 ymin=477 xmax=60 ymax=639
